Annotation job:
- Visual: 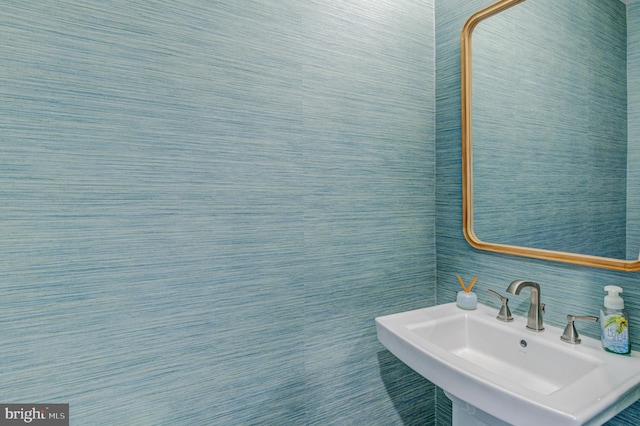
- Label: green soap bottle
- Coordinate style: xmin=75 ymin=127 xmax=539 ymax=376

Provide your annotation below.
xmin=600 ymin=285 xmax=630 ymax=355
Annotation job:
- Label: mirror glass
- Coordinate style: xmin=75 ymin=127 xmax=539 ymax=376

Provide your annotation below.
xmin=462 ymin=0 xmax=640 ymax=271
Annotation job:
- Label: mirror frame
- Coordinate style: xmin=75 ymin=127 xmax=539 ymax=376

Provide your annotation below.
xmin=461 ymin=0 xmax=640 ymax=272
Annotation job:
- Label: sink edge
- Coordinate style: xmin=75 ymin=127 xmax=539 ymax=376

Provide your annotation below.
xmin=375 ymin=302 xmax=640 ymax=426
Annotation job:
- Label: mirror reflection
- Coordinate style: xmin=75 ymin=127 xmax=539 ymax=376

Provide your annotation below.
xmin=468 ymin=0 xmax=640 ymax=267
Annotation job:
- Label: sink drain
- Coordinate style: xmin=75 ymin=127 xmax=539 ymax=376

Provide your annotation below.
xmin=520 ymin=339 xmax=528 ymax=348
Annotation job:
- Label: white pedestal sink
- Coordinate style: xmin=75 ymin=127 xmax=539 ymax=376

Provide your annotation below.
xmin=376 ymin=303 xmax=640 ymax=425
xmin=446 ymin=390 xmax=511 ymax=426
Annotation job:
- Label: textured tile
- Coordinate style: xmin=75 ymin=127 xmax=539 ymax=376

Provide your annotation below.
xmin=0 ymin=0 xmax=436 ymax=424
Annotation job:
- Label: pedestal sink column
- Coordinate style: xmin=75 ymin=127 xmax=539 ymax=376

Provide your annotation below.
xmin=445 ymin=391 xmax=511 ymax=426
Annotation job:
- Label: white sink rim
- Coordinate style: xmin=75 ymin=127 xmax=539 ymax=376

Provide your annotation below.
xmin=376 ymin=302 xmax=640 ymax=426
xmin=407 ymin=311 xmax=603 ymax=396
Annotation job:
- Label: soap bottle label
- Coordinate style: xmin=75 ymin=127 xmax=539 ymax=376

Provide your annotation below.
xmin=601 ymin=313 xmax=630 ymax=354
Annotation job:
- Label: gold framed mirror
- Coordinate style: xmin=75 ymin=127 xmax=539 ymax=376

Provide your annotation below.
xmin=461 ymin=0 xmax=640 ymax=272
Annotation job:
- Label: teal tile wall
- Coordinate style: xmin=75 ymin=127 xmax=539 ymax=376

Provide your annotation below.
xmin=630 ymin=2 xmax=640 ymax=261
xmin=436 ymin=0 xmax=640 ymax=424
xmin=0 ymin=1 xmax=435 ymax=424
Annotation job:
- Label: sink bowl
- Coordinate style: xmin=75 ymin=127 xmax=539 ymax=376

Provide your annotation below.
xmin=376 ymin=302 xmax=640 ymax=425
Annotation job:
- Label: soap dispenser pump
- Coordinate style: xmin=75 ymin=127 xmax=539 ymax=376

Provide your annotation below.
xmin=600 ymin=285 xmax=630 ymax=355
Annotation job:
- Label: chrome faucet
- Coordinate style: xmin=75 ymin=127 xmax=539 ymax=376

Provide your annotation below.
xmin=561 ymin=314 xmax=598 ymax=344
xmin=506 ymin=280 xmax=545 ymax=331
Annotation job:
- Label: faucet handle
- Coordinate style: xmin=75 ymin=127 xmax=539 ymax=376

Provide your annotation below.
xmin=486 ymin=289 xmax=513 ymax=322
xmin=560 ymin=314 xmax=598 ymax=344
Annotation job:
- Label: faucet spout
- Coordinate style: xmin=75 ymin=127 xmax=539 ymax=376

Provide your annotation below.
xmin=506 ymin=280 xmax=544 ymax=331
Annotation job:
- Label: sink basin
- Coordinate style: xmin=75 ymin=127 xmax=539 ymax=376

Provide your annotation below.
xmin=376 ymin=302 xmax=640 ymax=425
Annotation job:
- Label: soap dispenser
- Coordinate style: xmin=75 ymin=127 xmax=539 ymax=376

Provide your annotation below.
xmin=600 ymin=285 xmax=630 ymax=355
